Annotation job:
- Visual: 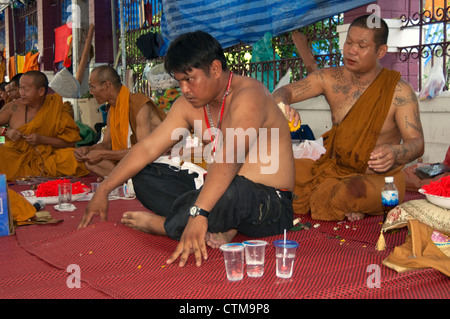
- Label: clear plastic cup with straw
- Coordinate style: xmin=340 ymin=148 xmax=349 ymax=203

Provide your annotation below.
xmin=274 ymin=230 xmax=299 ymax=278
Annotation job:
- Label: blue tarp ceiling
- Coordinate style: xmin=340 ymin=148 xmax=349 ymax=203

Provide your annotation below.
xmin=161 ymin=0 xmax=376 ymax=50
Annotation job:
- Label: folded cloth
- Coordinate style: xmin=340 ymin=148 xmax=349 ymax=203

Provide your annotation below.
xmin=8 ymin=189 xmax=36 ymax=222
xmin=383 ymin=219 xmax=450 ymax=276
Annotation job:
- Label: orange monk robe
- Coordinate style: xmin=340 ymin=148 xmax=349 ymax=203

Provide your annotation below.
xmin=383 ymin=219 xmax=450 ymax=276
xmin=22 ymin=52 xmax=40 ymax=73
xmin=8 ymin=189 xmax=36 ymax=222
xmin=0 ymin=57 xmax=5 ymax=82
xmin=293 ymin=69 xmax=405 ymax=221
xmin=0 ymin=94 xmax=89 ymax=181
xmin=109 ymin=85 xmax=166 ymax=151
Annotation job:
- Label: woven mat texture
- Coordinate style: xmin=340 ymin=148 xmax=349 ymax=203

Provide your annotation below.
xmin=1 ymin=178 xmax=449 ymax=299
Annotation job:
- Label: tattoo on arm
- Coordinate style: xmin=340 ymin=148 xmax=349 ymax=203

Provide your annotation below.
xmin=404 ymin=115 xmax=423 ymax=133
xmin=291 ymin=78 xmax=312 ymax=99
xmin=394 ymin=81 xmax=423 ymax=134
xmin=393 ymin=81 xmax=417 ymax=107
xmin=272 ymin=86 xmax=292 ymax=103
xmin=394 ymin=140 xmax=422 ymax=164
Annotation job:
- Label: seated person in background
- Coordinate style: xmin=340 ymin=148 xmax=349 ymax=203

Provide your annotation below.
xmin=404 ymin=145 xmax=450 ymax=192
xmin=0 ymin=71 xmax=89 ymax=181
xmin=272 ymin=15 xmax=424 ymax=221
xmin=5 ymin=73 xmax=23 ymax=101
xmin=74 ymin=65 xmax=166 ymax=177
xmin=0 ymin=82 xmax=10 ymax=110
xmin=2 ymin=74 xmax=24 ymax=116
xmin=78 ymin=31 xmax=295 ymax=268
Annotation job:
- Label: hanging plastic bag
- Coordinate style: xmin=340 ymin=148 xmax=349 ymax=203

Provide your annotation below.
xmin=292 ymin=137 xmax=326 ymax=160
xmin=419 ymin=64 xmax=446 ymax=101
xmin=49 ymin=68 xmax=80 ymax=98
xmin=145 ymin=63 xmax=181 ymax=112
xmin=145 ymin=63 xmax=179 ymax=91
xmin=251 ymin=32 xmax=280 ymax=92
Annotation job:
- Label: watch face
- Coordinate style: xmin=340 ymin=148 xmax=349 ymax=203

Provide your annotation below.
xmin=190 ymin=206 xmax=198 ymax=217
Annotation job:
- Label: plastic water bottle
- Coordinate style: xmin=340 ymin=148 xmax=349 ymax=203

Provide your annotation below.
xmin=33 ymin=200 xmax=45 ymax=211
xmin=381 ymin=176 xmax=399 ymax=222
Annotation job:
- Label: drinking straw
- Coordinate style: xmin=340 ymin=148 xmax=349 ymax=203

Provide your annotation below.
xmin=283 ymin=229 xmax=286 ymax=267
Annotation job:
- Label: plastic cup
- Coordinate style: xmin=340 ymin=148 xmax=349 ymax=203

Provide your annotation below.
xmin=243 ymin=240 xmax=268 ymax=278
xmin=220 ymin=243 xmax=245 ymax=281
xmin=274 ymin=240 xmax=299 ymax=279
xmin=58 ymin=182 xmax=72 ymax=210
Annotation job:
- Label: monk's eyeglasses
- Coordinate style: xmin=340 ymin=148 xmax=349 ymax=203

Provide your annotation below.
xmin=88 ymin=81 xmax=105 ymax=92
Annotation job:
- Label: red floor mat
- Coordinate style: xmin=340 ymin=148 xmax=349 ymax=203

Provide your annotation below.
xmin=0 ymin=235 xmax=110 ymax=299
xmin=2 ymin=180 xmax=448 ymax=299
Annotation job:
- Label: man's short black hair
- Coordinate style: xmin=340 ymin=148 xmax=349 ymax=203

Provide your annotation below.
xmin=164 ymin=31 xmax=228 ymax=76
xmin=10 ymin=73 xmax=23 ymax=87
xmin=349 ymin=14 xmax=389 ymax=49
xmin=0 ymin=81 xmax=8 ymax=91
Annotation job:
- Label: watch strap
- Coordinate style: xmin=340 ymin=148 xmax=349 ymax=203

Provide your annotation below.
xmin=189 ymin=205 xmax=210 ymax=218
xmin=197 ymin=207 xmax=210 ymax=218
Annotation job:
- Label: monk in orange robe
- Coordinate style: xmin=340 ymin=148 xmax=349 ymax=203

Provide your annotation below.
xmin=0 ymin=71 xmax=89 ymax=181
xmin=74 ymin=65 xmax=166 ymax=177
xmin=273 ymin=15 xmax=424 ymax=221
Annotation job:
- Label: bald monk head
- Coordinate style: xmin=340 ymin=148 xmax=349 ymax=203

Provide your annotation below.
xmin=19 ymin=71 xmax=49 ymax=106
xmin=88 ymin=65 xmax=123 ymax=106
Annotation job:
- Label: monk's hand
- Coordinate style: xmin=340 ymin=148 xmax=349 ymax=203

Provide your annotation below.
xmin=166 ymin=216 xmax=208 ymax=267
xmin=78 ymin=191 xmax=109 ymax=229
xmin=74 ymin=146 xmax=89 ymax=161
xmin=7 ymin=128 xmax=24 ymax=142
xmin=279 ymin=102 xmax=301 ymax=130
xmin=368 ymin=144 xmax=397 ymax=173
xmin=83 ymin=150 xmax=105 ymax=165
xmin=286 ymin=105 xmax=301 ymax=128
xmin=23 ymin=133 xmax=40 ymax=146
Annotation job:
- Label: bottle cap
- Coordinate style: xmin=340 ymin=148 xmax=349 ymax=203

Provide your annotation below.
xmin=385 ymin=176 xmax=394 ymax=183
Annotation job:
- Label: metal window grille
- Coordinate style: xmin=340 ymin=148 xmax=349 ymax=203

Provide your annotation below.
xmin=224 ymin=15 xmax=344 ymax=91
xmin=115 ymin=0 xmax=162 ymax=94
xmin=399 ymin=0 xmax=449 ymax=91
xmin=119 ymin=1 xmax=449 ymax=95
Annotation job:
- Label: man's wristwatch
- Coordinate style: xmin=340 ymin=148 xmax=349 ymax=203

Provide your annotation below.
xmin=189 ymin=205 xmax=210 ymax=218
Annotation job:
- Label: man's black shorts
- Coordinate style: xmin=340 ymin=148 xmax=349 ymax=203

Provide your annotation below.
xmin=132 ymin=163 xmax=294 ymax=240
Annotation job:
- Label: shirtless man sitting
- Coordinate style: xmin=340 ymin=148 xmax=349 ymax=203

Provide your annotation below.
xmin=74 ymin=66 xmax=166 ymax=177
xmin=272 ymin=14 xmax=424 ymax=222
xmin=78 ymin=31 xmax=295 ymax=267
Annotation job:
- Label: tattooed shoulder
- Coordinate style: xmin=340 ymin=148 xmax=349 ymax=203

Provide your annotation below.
xmin=328 ymin=66 xmax=345 ymax=81
xmin=393 ymin=79 xmax=418 ymax=107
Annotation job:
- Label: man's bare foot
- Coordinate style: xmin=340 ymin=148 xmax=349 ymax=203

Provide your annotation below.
xmin=121 ymin=211 xmax=166 ymax=235
xmin=205 ymin=229 xmax=238 ymax=248
xmin=345 ymin=212 xmax=365 ymax=221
